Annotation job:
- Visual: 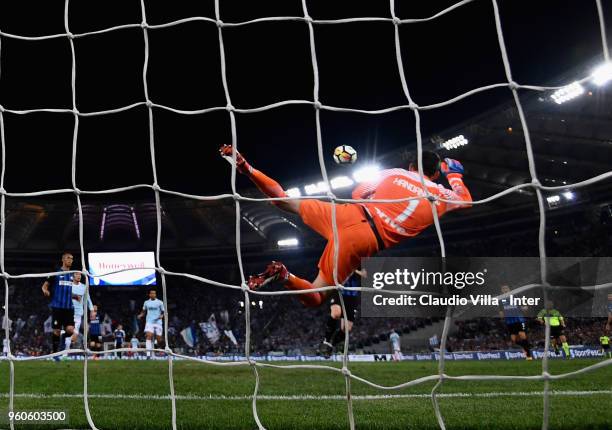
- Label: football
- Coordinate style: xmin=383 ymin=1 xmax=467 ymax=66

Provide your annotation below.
xmin=333 ymin=145 xmax=357 ymax=165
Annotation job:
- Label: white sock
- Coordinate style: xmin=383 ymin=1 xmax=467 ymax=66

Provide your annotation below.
xmin=65 ymin=337 xmax=72 ymax=350
xmin=146 ymin=339 xmax=152 ymax=357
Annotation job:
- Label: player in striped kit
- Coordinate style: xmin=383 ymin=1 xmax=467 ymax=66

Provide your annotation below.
xmin=320 ymin=270 xmax=364 ymax=357
xmin=66 ymin=272 xmax=96 ymax=351
xmin=41 ymin=252 xmax=76 ymax=356
xmin=114 ymin=324 xmax=126 ymax=358
xmin=499 ymin=285 xmax=532 ymax=360
xmin=138 ymin=289 xmax=165 ymax=358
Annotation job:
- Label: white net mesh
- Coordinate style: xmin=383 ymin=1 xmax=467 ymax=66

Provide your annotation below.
xmin=0 ymin=0 xmax=611 ymax=429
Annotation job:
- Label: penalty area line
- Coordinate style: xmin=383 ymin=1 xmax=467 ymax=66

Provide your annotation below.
xmin=0 ymin=390 xmax=610 ymax=401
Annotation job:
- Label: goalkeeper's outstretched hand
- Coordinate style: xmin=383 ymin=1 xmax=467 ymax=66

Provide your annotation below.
xmin=219 ymin=144 xmax=249 ymax=174
xmin=440 ymin=158 xmax=464 ymax=178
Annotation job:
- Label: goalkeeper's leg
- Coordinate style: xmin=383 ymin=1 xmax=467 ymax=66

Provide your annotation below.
xmin=219 ymin=145 xmax=298 ymax=214
xmin=248 ymin=262 xmax=327 ymax=307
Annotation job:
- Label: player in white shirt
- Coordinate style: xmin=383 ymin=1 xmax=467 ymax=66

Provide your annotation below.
xmin=130 ymin=336 xmax=140 ymax=358
xmin=390 ymin=329 xmax=401 ymax=361
xmin=138 ymin=289 xmax=165 ymax=358
xmin=66 ymin=272 xmax=95 ymax=351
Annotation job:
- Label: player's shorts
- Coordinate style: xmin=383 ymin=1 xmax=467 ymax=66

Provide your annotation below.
xmin=329 ymin=292 xmax=359 ymax=322
xmin=506 ymin=321 xmax=526 ymax=335
xmin=51 ymin=307 xmax=75 ymax=330
xmin=550 ymin=325 xmax=564 ymax=338
xmin=73 ymin=314 xmax=83 ymax=332
xmin=601 ymin=344 xmax=610 ymax=351
xmin=144 ymin=322 xmax=163 ymax=336
xmin=299 ymin=200 xmax=379 ymax=286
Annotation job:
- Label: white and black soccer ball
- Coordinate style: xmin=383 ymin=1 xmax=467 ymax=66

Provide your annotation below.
xmin=333 ymin=145 xmax=357 ymax=165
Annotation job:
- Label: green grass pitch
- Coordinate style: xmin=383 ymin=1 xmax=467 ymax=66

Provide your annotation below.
xmin=0 ymin=358 xmax=610 ymax=429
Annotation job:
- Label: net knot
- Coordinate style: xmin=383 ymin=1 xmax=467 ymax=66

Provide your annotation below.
xmin=241 ymin=282 xmax=249 ymax=291
xmin=408 ymin=101 xmax=419 ymax=110
xmin=1 ymin=271 xmax=9 ymax=279
xmin=341 ymin=367 xmax=351 ymax=377
xmin=152 ymin=183 xmax=162 ymax=192
xmin=233 ymin=192 xmax=241 ymax=201
xmin=225 ymin=103 xmax=235 ymax=112
xmin=66 ymin=31 xmax=75 ymax=40
xmin=0 ymin=187 xmax=6 ymax=195
xmin=313 ymin=101 xmax=322 ymax=110
xmin=72 ymin=108 xmax=80 ymax=115
xmin=531 ymin=178 xmax=541 ymax=188
xmin=146 ymin=100 xmax=153 ymax=108
xmin=392 ymin=17 xmax=401 ymax=25
xmin=216 ymin=19 xmax=224 ymax=28
xmin=508 ymin=81 xmax=520 ymax=90
xmin=73 ymin=187 xmax=82 ymax=196
xmin=325 ymin=191 xmax=336 ymax=201
xmin=542 ymin=371 xmax=551 ymax=380
xmin=427 ymin=194 xmax=438 ymax=203
xmin=140 ymin=22 xmax=149 ymax=29
xmin=0 ymin=105 xmax=4 ymax=113
xmin=164 ymin=346 xmax=173 ymax=354
xmin=157 ymin=266 xmax=167 ymax=275
xmin=304 ymin=15 xmax=314 ymax=24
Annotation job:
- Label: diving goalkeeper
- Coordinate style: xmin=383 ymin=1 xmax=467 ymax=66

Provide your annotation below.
xmin=219 ymin=145 xmax=472 ymax=307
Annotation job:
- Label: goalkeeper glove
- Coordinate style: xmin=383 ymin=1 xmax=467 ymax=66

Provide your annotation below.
xmin=440 ymin=158 xmax=464 ymax=178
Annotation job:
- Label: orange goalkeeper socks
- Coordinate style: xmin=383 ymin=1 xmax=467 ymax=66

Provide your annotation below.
xmin=284 ymin=274 xmax=324 ymax=308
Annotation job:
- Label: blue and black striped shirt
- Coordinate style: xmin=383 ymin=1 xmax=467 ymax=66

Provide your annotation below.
xmin=47 ymin=269 xmax=74 ymax=310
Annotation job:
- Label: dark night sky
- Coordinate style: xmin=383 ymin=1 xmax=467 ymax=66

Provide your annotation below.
xmin=0 ymin=0 xmax=609 ymax=197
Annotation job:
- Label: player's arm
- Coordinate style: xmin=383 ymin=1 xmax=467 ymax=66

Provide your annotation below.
xmin=138 ymin=307 xmax=146 ymax=320
xmin=438 ymin=158 xmax=472 ymax=211
xmin=536 ymin=309 xmax=545 ymax=324
xmin=41 ymin=277 xmax=52 ymax=297
xmin=559 ymin=313 xmax=566 ymax=327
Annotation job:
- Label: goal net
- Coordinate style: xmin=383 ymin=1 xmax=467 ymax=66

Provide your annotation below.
xmin=0 ymin=0 xmax=611 ymax=429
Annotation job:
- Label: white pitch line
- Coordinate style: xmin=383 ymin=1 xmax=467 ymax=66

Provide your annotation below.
xmin=0 ymin=390 xmax=609 ymax=401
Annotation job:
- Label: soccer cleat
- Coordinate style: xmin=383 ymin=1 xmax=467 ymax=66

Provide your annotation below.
xmin=319 ymin=341 xmax=334 ymax=359
xmin=219 ymin=144 xmax=249 ymax=174
xmin=526 ymin=356 xmax=533 ymax=361
xmin=247 ymin=261 xmax=289 ymax=291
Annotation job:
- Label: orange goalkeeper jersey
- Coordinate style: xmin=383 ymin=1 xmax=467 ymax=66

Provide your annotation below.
xmin=353 ymin=168 xmax=472 ymax=248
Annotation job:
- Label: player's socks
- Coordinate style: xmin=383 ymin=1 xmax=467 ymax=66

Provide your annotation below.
xmin=249 ymin=262 xmax=323 ymax=307
xmin=324 ymin=316 xmax=341 ymax=345
xmin=518 ymin=339 xmax=532 ymax=358
xmin=284 ymin=274 xmax=324 ymax=307
xmin=146 ymin=339 xmax=153 ymax=358
xmin=219 ymin=145 xmax=288 ymax=202
xmin=52 ymin=333 xmax=60 ymax=353
xmin=562 ymin=342 xmax=570 ymax=358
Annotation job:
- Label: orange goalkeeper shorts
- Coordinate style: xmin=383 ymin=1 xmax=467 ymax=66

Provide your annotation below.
xmin=299 ymin=200 xmax=379 ymax=286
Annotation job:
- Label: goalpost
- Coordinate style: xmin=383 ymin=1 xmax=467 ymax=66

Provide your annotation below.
xmin=0 ymin=0 xmax=611 ymax=429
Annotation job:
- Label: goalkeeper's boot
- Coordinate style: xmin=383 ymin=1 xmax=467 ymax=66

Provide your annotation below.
xmin=248 ymin=261 xmax=289 ymax=291
xmin=318 ymin=340 xmax=334 ymax=359
xmin=219 ymin=145 xmax=250 ymax=175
